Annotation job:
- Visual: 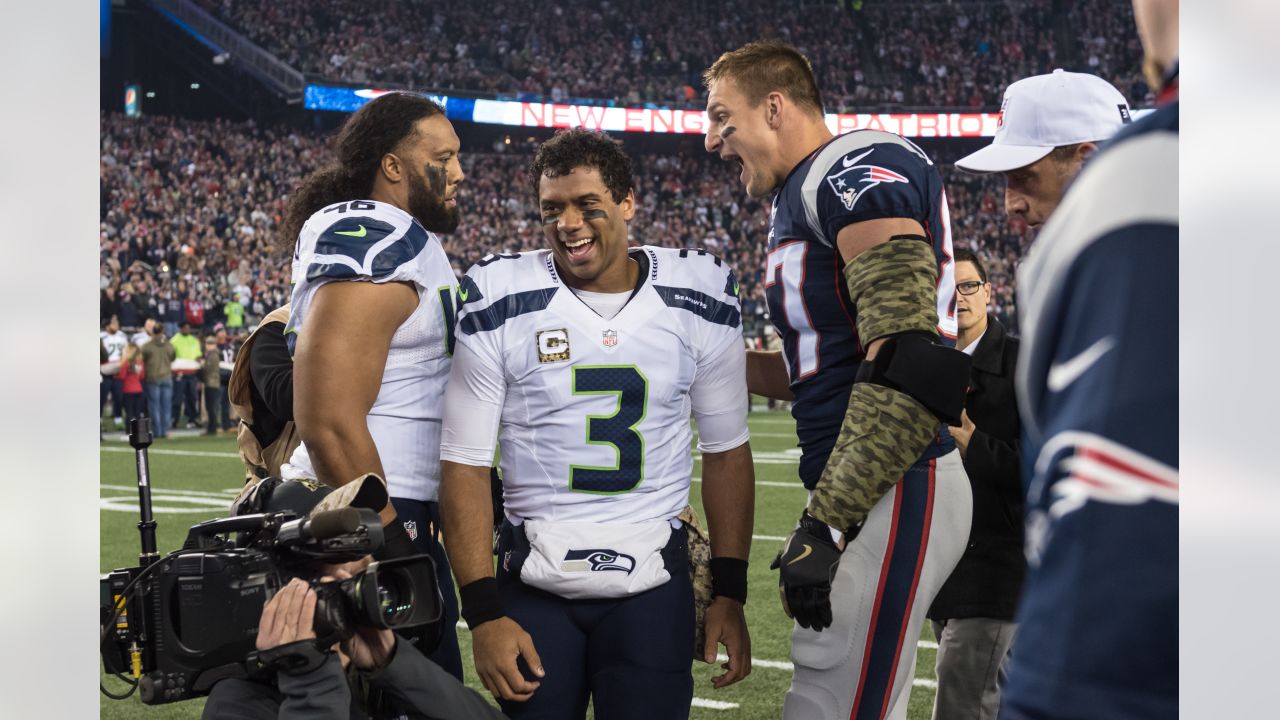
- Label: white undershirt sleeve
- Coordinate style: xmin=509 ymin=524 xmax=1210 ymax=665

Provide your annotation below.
xmin=690 ymin=330 xmax=750 ymax=454
xmin=439 ymin=338 xmax=506 ymax=467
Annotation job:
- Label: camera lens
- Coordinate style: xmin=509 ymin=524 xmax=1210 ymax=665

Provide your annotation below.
xmin=375 ymin=571 xmax=413 ymax=625
xmin=351 ymin=555 xmax=439 ymax=630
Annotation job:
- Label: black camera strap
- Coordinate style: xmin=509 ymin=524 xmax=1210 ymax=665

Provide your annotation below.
xmin=246 ymin=639 xmax=331 ymax=678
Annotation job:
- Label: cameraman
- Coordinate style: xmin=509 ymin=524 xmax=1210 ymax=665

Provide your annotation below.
xmin=203 ymin=576 xmax=507 ymax=720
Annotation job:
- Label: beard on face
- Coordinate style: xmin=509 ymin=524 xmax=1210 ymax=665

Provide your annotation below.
xmin=406 ymin=164 xmax=460 ymax=233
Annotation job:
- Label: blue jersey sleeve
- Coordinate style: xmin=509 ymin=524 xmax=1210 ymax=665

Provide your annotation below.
xmin=811 ymin=142 xmax=937 ymax=244
xmin=1022 ymin=226 xmax=1178 ymax=499
xmin=1008 ymin=225 xmax=1179 ymax=719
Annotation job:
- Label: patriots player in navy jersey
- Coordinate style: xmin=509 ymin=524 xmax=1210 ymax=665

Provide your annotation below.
xmin=278 ymin=92 xmax=468 ymax=680
xmin=1000 ymin=1 xmax=1180 ymax=717
xmin=704 ymin=41 xmax=973 ymax=719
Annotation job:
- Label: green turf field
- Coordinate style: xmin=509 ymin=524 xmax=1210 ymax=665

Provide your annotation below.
xmin=99 ymin=411 xmax=940 ymax=719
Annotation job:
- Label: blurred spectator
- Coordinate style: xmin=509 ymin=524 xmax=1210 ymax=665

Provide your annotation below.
xmin=100 ymin=316 xmax=129 ymax=428
xmin=117 ymin=344 xmax=147 ymax=425
xmin=224 ymin=295 xmax=246 ymax=332
xmin=216 ymin=324 xmax=238 ymax=434
xmin=201 ymin=335 xmax=224 ymax=435
xmin=130 ymin=318 xmax=156 ymax=349
xmin=171 ymin=322 xmax=203 ymax=429
xmin=140 ymin=326 xmax=176 ymax=440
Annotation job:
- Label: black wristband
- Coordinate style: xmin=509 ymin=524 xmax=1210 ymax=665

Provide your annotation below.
xmin=459 ymin=577 xmax=506 ymax=629
xmin=709 ymin=557 xmax=749 ymax=604
xmin=375 ymin=517 xmax=417 ymax=561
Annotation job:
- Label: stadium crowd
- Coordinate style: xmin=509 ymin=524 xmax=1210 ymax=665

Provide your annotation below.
xmin=99 ymin=109 xmax=1023 ymax=431
xmin=101 ymin=111 xmax=1021 ymax=354
xmin=99 ymin=86 xmax=1028 ymax=429
xmin=194 ymin=0 xmax=1149 ymax=110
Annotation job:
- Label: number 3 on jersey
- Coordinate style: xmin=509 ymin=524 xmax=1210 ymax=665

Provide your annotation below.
xmin=569 ymin=365 xmax=648 ymax=494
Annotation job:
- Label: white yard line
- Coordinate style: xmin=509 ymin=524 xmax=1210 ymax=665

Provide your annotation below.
xmin=691 ymin=698 xmax=740 ymax=710
xmin=101 ymin=446 xmax=241 ymax=459
xmin=692 ymin=476 xmax=805 ymax=489
xmin=711 ymin=640 xmax=939 ymax=674
xmin=100 ymin=483 xmax=239 ymax=498
xmin=694 ymin=430 xmax=795 ymax=440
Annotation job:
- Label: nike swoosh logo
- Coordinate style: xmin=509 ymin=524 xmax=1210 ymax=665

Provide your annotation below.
xmin=787 ymin=544 xmax=813 ymax=565
xmin=1047 ymin=336 xmax=1115 ymax=393
xmin=842 ymin=149 xmax=874 ymax=168
xmin=458 ymin=286 xmax=470 ymax=302
xmin=335 ymin=224 xmax=367 ymax=238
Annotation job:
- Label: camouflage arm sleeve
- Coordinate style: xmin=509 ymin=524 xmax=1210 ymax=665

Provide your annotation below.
xmin=845 ymin=237 xmax=939 ymax=344
xmin=808 ymin=238 xmax=941 ymax=531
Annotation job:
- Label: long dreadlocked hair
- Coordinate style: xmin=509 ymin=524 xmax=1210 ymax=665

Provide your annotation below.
xmin=279 ymin=93 xmax=444 ymax=250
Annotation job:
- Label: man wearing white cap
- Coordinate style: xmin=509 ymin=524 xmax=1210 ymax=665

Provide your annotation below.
xmin=927 ymin=69 xmax=1131 ymax=720
xmin=1001 ymin=0 xmax=1179 ymax=717
xmin=956 ymin=69 xmax=1132 ymax=229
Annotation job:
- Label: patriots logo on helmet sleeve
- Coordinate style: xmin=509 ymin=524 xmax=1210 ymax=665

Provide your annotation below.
xmin=825 ymin=153 xmax=911 ymax=212
xmin=561 ymin=549 xmax=636 ymax=574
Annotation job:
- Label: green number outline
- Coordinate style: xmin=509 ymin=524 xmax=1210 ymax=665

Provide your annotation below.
xmin=568 ymin=364 xmax=648 ymax=495
xmin=437 ymin=284 xmax=457 ymax=356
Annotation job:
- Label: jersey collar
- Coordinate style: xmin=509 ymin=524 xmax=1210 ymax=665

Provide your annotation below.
xmin=556 ymin=247 xmax=651 ymax=318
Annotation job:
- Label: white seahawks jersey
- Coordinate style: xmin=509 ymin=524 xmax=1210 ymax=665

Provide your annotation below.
xmin=284 ymin=199 xmax=458 ymax=502
xmin=440 ymin=247 xmax=749 ymax=524
xmin=100 ymin=330 xmax=128 ymax=362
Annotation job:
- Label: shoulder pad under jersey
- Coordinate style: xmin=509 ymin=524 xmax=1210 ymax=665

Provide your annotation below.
xmin=457 ymin=250 xmax=559 ymax=335
xmin=642 ymin=245 xmax=741 ymax=328
xmin=297 ymin=200 xmax=432 ymax=284
xmin=799 ymin=130 xmax=939 ymax=247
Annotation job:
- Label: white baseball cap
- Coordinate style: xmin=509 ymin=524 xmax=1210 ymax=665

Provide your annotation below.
xmin=956 ymin=69 xmax=1132 ymax=173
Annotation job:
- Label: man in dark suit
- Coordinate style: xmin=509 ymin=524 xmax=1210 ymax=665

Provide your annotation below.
xmin=928 ymin=248 xmax=1023 ymax=720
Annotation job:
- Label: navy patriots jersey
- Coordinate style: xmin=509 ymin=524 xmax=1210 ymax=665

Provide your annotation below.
xmin=1004 ymin=103 xmax=1179 ymax=719
xmin=765 ymin=130 xmax=958 ymax=489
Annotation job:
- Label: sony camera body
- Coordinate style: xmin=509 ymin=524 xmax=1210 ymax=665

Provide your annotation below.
xmin=101 ymin=420 xmax=441 ymax=705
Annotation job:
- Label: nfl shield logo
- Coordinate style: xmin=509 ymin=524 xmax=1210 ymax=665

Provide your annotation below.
xmin=403 ymin=520 xmax=418 ymax=541
xmin=602 ymin=330 xmax=618 ymax=347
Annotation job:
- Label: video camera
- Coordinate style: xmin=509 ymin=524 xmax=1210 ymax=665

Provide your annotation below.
xmin=100 ymin=418 xmax=442 ymax=704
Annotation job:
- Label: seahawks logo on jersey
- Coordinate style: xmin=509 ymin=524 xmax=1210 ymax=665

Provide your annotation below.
xmin=306 ymin=217 xmax=430 ymax=283
xmin=560 ymin=549 xmax=636 ymax=574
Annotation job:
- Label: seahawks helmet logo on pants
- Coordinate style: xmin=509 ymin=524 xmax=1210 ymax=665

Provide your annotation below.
xmin=560 ymin=549 xmax=636 ymax=574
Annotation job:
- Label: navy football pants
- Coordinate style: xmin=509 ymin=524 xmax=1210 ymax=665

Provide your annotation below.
xmin=390 ymin=497 xmax=463 ymax=682
xmin=495 ymin=522 xmax=694 ymax=720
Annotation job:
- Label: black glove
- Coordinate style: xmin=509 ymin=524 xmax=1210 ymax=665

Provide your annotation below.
xmin=770 ymin=511 xmax=844 ymax=631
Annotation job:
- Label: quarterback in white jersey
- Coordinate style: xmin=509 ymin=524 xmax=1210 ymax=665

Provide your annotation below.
xmin=278 ymin=93 xmax=468 ymax=682
xmin=441 ymin=247 xmax=747 ymax=524
xmin=440 ymin=129 xmax=754 ymax=720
